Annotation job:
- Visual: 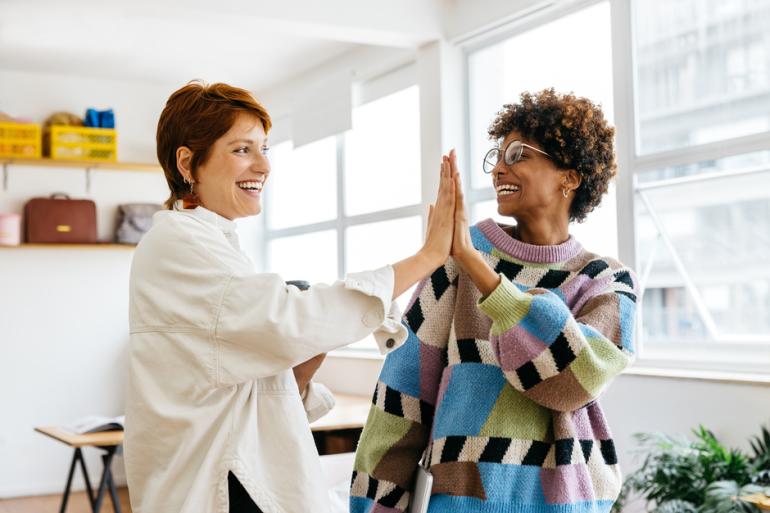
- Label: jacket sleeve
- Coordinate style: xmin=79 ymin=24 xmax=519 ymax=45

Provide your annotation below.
xmin=350 ymin=259 xmax=459 ymax=513
xmin=214 ymin=266 xmax=409 ymax=387
xmin=301 ymin=381 xmax=336 ymax=423
xmin=477 ymin=260 xmax=638 ymax=412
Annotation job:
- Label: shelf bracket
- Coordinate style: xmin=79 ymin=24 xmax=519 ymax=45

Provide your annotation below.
xmin=2 ymin=162 xmax=8 ymax=192
xmin=85 ymin=167 xmax=93 ymax=194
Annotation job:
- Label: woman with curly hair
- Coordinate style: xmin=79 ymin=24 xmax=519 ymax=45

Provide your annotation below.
xmin=350 ymin=89 xmax=639 ymax=513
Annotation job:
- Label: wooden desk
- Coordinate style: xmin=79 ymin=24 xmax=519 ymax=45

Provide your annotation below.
xmin=35 ymin=427 xmax=123 ymax=513
xmin=35 ymin=426 xmax=124 ymax=448
xmin=310 ymin=393 xmax=371 ymax=454
xmin=34 ymin=394 xmax=372 ymax=510
xmin=310 ymin=393 xmax=371 ymax=432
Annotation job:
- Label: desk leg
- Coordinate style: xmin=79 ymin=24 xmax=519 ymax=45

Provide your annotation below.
xmin=59 ymin=448 xmax=80 ymax=513
xmin=78 ymin=449 xmax=96 ymax=510
xmin=106 ymin=458 xmax=122 ymax=513
xmin=91 ymin=447 xmax=116 ymax=513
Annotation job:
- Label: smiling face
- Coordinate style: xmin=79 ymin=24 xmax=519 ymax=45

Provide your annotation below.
xmin=181 ymin=113 xmax=270 ymax=220
xmin=492 ymin=130 xmax=575 ymax=224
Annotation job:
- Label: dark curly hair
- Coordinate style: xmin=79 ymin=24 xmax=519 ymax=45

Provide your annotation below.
xmin=488 ymin=88 xmax=616 ymax=223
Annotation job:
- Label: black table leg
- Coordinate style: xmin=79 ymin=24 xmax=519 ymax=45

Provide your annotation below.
xmin=106 ymin=458 xmax=122 ymax=513
xmin=57 ymin=445 xmax=121 ymax=513
xmin=91 ymin=447 xmax=116 ymax=513
xmin=59 ymin=448 xmax=80 ymax=513
xmin=77 ymin=449 xmax=95 ymax=510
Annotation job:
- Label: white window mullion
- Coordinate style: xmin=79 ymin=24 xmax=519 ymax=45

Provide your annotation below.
xmin=610 ymin=0 xmax=639 ymax=273
xmin=336 ymin=134 xmax=346 ymax=279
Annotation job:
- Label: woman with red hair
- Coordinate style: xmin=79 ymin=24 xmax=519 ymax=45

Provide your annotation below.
xmin=124 ymin=81 xmax=456 ymax=513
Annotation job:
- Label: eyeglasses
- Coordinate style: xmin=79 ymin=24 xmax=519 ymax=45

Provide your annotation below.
xmin=483 ymin=140 xmax=552 ymax=174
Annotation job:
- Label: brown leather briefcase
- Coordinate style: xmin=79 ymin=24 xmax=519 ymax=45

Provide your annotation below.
xmin=24 ymin=194 xmax=97 ymax=243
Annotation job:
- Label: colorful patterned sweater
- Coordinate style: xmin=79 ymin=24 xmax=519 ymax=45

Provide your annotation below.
xmin=350 ymin=218 xmax=639 ymax=513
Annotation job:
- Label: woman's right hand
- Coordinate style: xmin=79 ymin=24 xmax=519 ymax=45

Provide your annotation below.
xmin=390 ymin=154 xmax=455 ymax=300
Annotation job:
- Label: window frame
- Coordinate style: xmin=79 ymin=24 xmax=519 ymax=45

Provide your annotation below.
xmin=261 ymin=66 xmax=424 ymax=353
xmin=459 ymin=0 xmax=770 ymax=374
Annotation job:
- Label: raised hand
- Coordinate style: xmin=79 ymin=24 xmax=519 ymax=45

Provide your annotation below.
xmin=420 ymin=150 xmax=456 ymax=266
xmin=390 ymin=152 xmax=456 ymax=300
xmin=447 ymin=149 xmax=501 ymax=296
xmin=445 ymin=150 xmax=474 ymax=262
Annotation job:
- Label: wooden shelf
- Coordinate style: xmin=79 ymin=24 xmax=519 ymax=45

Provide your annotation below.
xmin=0 ymin=243 xmax=136 ymax=250
xmin=0 ymin=157 xmax=161 ymax=172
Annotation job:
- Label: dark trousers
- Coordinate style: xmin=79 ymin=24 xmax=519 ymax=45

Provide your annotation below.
xmin=228 ymin=472 xmax=263 ymax=513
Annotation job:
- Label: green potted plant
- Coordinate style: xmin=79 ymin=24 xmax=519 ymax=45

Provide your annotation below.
xmin=613 ymin=426 xmax=770 ymax=513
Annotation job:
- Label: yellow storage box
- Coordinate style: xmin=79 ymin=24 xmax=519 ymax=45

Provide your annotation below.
xmin=50 ymin=125 xmax=117 ymax=162
xmin=0 ymin=122 xmax=42 ymax=158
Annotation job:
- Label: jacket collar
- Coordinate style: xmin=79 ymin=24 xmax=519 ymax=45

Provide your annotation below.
xmin=183 ymin=205 xmax=238 ymax=234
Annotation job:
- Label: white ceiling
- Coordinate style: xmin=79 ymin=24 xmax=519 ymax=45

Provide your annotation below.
xmin=0 ymin=0 xmax=444 ymax=92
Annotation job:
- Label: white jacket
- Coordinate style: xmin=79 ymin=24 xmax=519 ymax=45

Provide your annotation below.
xmin=124 ymin=207 xmax=407 ymax=513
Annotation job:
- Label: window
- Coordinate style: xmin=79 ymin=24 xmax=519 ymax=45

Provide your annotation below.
xmin=466 ymin=1 xmax=618 ymax=258
xmin=263 ymin=80 xmax=423 ymax=352
xmin=628 ymin=0 xmax=770 ymax=369
xmin=465 ymin=0 xmax=770 ymax=372
xmin=344 ymin=86 xmax=421 ymax=216
xmin=266 ymin=137 xmax=337 ymax=230
xmin=633 ymin=0 xmax=770 ymax=155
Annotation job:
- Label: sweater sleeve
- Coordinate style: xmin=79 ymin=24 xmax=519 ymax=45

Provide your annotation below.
xmin=350 ymin=260 xmax=459 ymax=513
xmin=477 ymin=260 xmax=638 ymax=412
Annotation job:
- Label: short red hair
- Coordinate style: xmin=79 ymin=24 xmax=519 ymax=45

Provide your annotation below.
xmin=156 ymin=80 xmax=272 ymax=208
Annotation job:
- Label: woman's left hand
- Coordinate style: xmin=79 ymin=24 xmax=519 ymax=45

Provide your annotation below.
xmin=293 ymin=353 xmax=326 ymax=396
xmin=447 ymin=149 xmax=502 ymax=297
xmin=446 ymin=150 xmax=476 ymax=267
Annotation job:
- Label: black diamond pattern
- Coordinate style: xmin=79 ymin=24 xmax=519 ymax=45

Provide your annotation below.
xmin=495 ymin=259 xmax=524 ymax=280
xmin=366 ymin=475 xmax=378 ymax=499
xmin=521 ymin=440 xmax=550 ymax=466
xmin=555 ymin=438 xmax=575 ymax=465
xmin=419 ymin=400 xmax=435 ymax=426
xmin=550 ymin=333 xmax=577 ymax=371
xmin=405 ymin=298 xmax=425 ymax=333
xmin=579 ymin=440 xmax=594 ymax=463
xmin=383 ymin=386 xmax=404 ymax=418
xmin=600 ymin=439 xmax=618 ymax=465
xmin=479 ymin=437 xmax=512 ymax=463
xmin=379 ymin=486 xmax=406 ymax=508
xmin=457 ymin=339 xmax=482 ymax=363
xmin=441 ymin=436 xmax=467 ymax=463
xmin=431 ymin=266 xmax=451 ymax=301
xmin=580 ymin=260 xmax=609 ymax=278
xmin=516 ymin=361 xmax=543 ymax=391
xmin=614 ymin=270 xmax=634 ymax=288
xmin=536 ymin=269 xmax=571 ymax=289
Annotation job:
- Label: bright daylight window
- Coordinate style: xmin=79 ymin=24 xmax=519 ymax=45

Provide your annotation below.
xmin=264 ymin=84 xmax=423 ymax=351
xmin=466 ymin=1 xmax=618 ymax=259
xmin=631 ymin=0 xmax=770 ymax=360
